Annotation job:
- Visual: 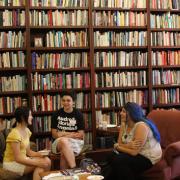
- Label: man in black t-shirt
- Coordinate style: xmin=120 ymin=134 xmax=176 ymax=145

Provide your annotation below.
xmin=51 ymin=91 xmax=84 ymax=169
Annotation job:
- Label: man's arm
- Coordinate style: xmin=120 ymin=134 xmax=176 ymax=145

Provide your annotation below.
xmin=71 ymin=130 xmax=84 ymax=139
xmin=52 ymin=128 xmax=84 ymax=140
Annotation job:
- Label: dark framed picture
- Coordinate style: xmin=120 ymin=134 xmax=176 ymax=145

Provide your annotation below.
xmin=34 ymin=36 xmax=43 ymax=47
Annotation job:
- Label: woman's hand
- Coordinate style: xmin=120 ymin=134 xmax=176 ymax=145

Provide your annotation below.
xmin=114 ymin=143 xmax=119 ymax=150
xmin=129 ymin=140 xmax=143 ymax=149
xmin=114 ymin=140 xmax=142 ymax=150
xmin=36 ymin=158 xmax=50 ymax=169
xmin=35 ymin=151 xmax=44 ymax=158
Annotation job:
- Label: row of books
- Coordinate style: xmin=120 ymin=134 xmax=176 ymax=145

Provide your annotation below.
xmin=93 ymin=11 xmax=146 ymax=27
xmin=150 ymin=13 xmax=180 ymax=29
xmin=0 ymin=10 xmax=25 ymax=26
xmin=1 ymin=31 xmax=179 ymax=48
xmin=29 ymin=10 xmax=88 ymax=26
xmin=84 ymin=113 xmax=92 ymax=129
xmin=0 ymin=0 xmax=25 ymax=6
xmin=33 ymin=94 xmax=60 ymax=112
xmin=95 ymin=90 xmax=148 ymax=108
xmin=94 ymin=0 xmax=146 ymax=8
xmin=2 ymin=11 xmax=179 ymax=28
xmin=46 ymin=30 xmax=87 ymax=47
xmin=2 ymin=8 xmax=179 ymax=28
xmin=150 ymin=0 xmax=180 ymax=9
xmin=0 ymin=97 xmax=27 ymax=114
xmin=31 ymin=72 xmax=90 ymax=90
xmin=4 ymin=10 xmax=179 ymax=29
xmin=0 ymin=75 xmax=26 ymax=92
xmin=2 ymin=50 xmax=179 ymax=69
xmin=96 ymin=109 xmax=148 ymax=127
xmin=94 ymin=31 xmax=147 ymax=46
xmin=94 ymin=50 xmax=180 ymax=67
xmin=0 ymin=51 xmax=25 ymax=68
xmin=95 ymin=70 xmax=147 ymax=87
xmin=152 ymin=50 xmax=180 ymax=66
xmin=0 ymin=31 xmax=24 ymax=48
xmin=0 ymin=0 xmax=179 ymax=9
xmin=96 ymin=110 xmax=119 ymax=127
xmin=33 ymin=116 xmax=51 ymax=133
xmin=32 ymin=52 xmax=88 ymax=69
xmin=152 ymin=70 xmax=180 ymax=85
xmin=1 ymin=50 xmax=179 ymax=69
xmin=151 ymin=32 xmax=180 ymax=46
xmin=152 ymin=88 xmax=180 ymax=104
xmin=75 ymin=93 xmax=91 ymax=109
xmin=35 ymin=137 xmax=52 ymax=151
xmin=32 ymin=93 xmax=91 ymax=112
xmin=94 ymin=51 xmax=147 ymax=67
xmin=30 ymin=0 xmax=88 ymax=7
xmin=84 ymin=132 xmax=92 ymax=149
xmin=0 ymin=118 xmax=15 ymax=129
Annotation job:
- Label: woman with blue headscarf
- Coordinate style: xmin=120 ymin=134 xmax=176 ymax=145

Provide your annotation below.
xmin=105 ymin=102 xmax=162 ymax=180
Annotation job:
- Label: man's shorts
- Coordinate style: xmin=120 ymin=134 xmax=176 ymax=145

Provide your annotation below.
xmin=52 ymin=137 xmax=84 ymax=155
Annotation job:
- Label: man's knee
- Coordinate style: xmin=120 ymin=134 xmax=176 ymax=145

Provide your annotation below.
xmin=57 ymin=137 xmax=69 ymax=150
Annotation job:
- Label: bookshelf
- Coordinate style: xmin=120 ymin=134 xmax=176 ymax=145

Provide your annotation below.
xmin=0 ymin=0 xmax=28 ymax=133
xmin=149 ymin=0 xmax=180 ymax=110
xmin=93 ymin=0 xmax=149 ymax=134
xmin=0 ymin=0 xmax=179 ymax=150
xmin=28 ymin=0 xmax=93 ymax=150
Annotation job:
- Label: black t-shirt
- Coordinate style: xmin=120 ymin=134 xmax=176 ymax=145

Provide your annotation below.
xmin=51 ymin=108 xmax=84 ymax=132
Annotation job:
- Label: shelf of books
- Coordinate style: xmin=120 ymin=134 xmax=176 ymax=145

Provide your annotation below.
xmin=150 ymin=0 xmax=180 ymax=109
xmin=0 ymin=0 xmax=28 ymax=134
xmin=93 ymin=0 xmax=149 ymax=132
xmin=28 ymin=0 xmax=92 ymax=150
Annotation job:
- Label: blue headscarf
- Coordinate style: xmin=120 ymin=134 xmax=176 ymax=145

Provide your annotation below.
xmin=124 ymin=102 xmax=161 ymax=143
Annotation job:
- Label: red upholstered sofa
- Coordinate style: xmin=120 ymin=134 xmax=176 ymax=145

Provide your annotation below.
xmin=142 ymin=109 xmax=180 ymax=180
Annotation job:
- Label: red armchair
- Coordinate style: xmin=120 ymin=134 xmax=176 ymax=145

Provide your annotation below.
xmin=142 ymin=109 xmax=180 ymax=180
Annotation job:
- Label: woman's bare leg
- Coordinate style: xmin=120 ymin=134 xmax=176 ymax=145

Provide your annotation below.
xmin=33 ymin=167 xmax=44 ymax=180
xmin=24 ymin=157 xmax=51 ymax=180
xmin=24 ymin=166 xmax=35 ymax=174
xmin=24 ymin=165 xmax=43 ymax=180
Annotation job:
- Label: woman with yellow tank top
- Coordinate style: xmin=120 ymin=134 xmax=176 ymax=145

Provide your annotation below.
xmin=3 ymin=106 xmax=51 ymax=180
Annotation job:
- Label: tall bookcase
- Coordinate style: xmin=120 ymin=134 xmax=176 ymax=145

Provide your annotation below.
xmin=0 ymin=0 xmax=27 ymax=131
xmin=0 ymin=0 xmax=179 ymax=150
xmin=149 ymin=0 xmax=180 ymax=110
xmin=93 ymin=0 xmax=149 ymax=132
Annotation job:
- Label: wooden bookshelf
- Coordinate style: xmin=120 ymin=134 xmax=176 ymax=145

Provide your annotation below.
xmin=94 ymin=0 xmax=180 ymax=141
xmin=31 ymin=0 xmax=92 ymax=150
xmin=0 ymin=0 xmax=179 ymax=150
xmin=0 ymin=0 xmax=27 ymax=123
xmin=149 ymin=0 xmax=180 ymax=110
